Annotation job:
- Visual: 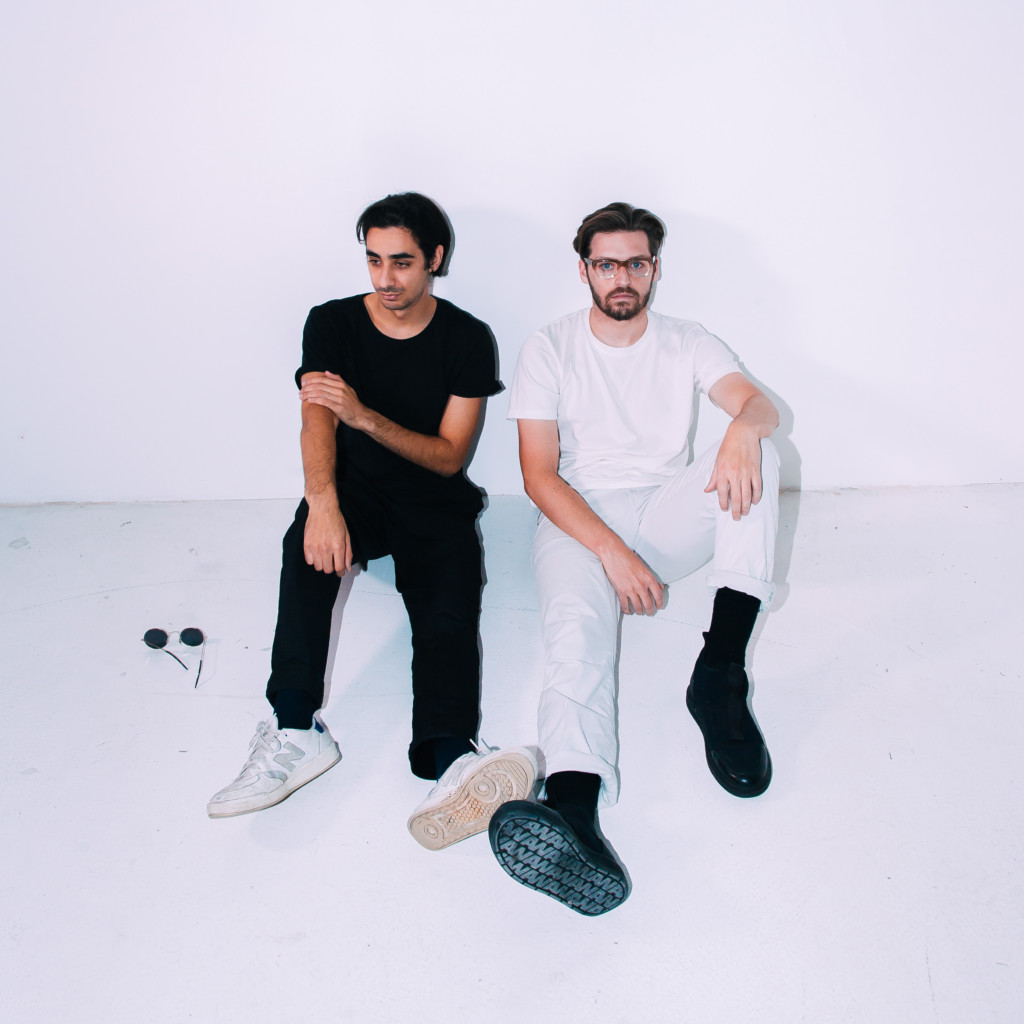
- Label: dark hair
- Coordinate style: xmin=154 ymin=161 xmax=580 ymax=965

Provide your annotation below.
xmin=572 ymin=202 xmax=666 ymax=260
xmin=355 ymin=192 xmax=453 ymax=277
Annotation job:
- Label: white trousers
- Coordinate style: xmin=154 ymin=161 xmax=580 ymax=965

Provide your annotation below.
xmin=532 ymin=438 xmax=780 ymax=807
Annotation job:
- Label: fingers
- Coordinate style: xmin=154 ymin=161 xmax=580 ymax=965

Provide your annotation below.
xmin=303 ymin=526 xmax=350 ymax=576
xmin=707 ymin=470 xmax=762 ymax=519
xmin=304 ymin=541 xmax=336 ymax=574
xmin=616 ymin=575 xmax=664 ymax=616
xmin=704 ymin=470 xmax=732 ymax=513
xmin=338 ymin=533 xmax=353 ymax=576
xmin=299 ymin=376 xmax=349 ymax=402
xmin=750 ymin=469 xmax=763 ymax=507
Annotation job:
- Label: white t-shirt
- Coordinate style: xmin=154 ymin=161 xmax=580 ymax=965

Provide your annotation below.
xmin=508 ymin=308 xmax=739 ymax=490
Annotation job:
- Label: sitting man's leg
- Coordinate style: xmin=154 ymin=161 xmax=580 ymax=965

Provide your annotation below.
xmin=639 ymin=437 xmax=781 ymax=797
xmin=398 ymin=513 xmax=536 ymax=850
xmin=489 ymin=499 xmax=632 ymax=916
xmin=206 ymin=499 xmax=356 ymax=817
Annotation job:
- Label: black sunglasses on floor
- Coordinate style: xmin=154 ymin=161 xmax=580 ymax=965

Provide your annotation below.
xmin=143 ymin=627 xmax=206 ymax=687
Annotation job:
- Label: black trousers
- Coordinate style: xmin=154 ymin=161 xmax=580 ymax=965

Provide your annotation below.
xmin=266 ymin=492 xmax=484 ymax=780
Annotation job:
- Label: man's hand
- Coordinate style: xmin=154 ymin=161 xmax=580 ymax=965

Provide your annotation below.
xmin=303 ymin=501 xmax=352 ymax=575
xmin=300 ymin=371 xmax=368 ymax=430
xmin=704 ymin=421 xmax=764 ymax=521
xmin=599 ymin=541 xmax=665 ymax=616
xmin=705 ymin=372 xmax=779 ymax=521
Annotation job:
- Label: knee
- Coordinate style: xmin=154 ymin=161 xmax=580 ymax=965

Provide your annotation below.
xmin=410 ymin=600 xmax=479 ymax=644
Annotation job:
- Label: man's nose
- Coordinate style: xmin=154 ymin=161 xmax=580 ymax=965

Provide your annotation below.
xmin=612 ymin=263 xmax=632 ymax=286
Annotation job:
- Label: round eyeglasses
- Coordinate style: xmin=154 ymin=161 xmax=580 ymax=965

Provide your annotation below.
xmin=143 ymin=627 xmax=206 ymax=687
xmin=582 ymin=255 xmax=656 ymax=279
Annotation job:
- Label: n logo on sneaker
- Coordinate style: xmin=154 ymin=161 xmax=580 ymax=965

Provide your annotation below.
xmin=274 ymin=742 xmax=305 ymax=772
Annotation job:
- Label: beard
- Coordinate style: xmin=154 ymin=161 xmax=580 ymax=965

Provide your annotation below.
xmin=589 ymin=281 xmax=651 ymax=321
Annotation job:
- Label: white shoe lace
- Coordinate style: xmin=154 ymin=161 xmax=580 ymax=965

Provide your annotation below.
xmin=239 ymin=720 xmax=281 ymax=776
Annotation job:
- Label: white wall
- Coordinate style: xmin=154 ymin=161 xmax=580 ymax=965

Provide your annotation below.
xmin=2 ymin=1 xmax=1022 ymax=502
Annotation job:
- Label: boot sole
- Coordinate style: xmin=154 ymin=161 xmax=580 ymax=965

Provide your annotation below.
xmin=489 ymin=803 xmax=629 ymax=916
xmin=407 ymin=751 xmax=535 ymax=851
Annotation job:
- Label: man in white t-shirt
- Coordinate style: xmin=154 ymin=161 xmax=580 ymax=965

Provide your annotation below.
xmin=489 ymin=202 xmax=781 ymax=915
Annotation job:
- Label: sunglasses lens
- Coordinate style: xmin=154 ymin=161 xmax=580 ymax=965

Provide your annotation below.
xmin=143 ymin=628 xmax=169 ymax=649
xmin=180 ymin=627 xmax=204 ymax=647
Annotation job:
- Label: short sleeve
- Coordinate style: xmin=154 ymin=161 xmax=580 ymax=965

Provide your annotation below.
xmin=447 ymin=314 xmax=503 ymax=399
xmin=294 ymin=304 xmax=345 ymax=388
xmin=507 ymin=331 xmax=561 ymax=420
xmin=690 ymin=325 xmax=741 ymax=396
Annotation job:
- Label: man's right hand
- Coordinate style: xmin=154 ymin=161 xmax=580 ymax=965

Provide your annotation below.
xmin=303 ymin=501 xmax=352 ymax=575
xmin=599 ymin=541 xmax=664 ymax=616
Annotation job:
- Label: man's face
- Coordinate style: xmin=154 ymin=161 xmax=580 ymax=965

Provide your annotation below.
xmin=580 ymin=230 xmax=656 ymax=322
xmin=364 ymin=226 xmax=441 ymax=312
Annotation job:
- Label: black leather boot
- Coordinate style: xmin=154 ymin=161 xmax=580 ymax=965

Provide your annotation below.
xmin=686 ymin=648 xmax=772 ymax=797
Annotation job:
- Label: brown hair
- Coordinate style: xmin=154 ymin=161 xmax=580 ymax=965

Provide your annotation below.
xmin=572 ymin=202 xmax=666 ymax=259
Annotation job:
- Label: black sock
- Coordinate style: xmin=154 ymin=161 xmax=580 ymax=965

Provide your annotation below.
xmin=431 ymin=737 xmax=475 ymax=780
xmin=271 ymin=689 xmax=316 ymax=731
xmin=544 ymin=771 xmax=606 ymax=854
xmin=704 ymin=587 xmax=761 ymax=668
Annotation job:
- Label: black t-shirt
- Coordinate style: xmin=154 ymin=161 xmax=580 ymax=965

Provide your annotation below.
xmin=295 ymin=295 xmax=502 ymax=511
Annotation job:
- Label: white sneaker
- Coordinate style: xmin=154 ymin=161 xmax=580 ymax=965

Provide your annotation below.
xmin=407 ymin=744 xmax=537 ymax=850
xmin=207 ymin=716 xmax=341 ymax=818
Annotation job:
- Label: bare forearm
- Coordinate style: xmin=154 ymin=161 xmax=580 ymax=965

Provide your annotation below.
xmin=525 ymin=466 xmax=664 ymax=614
xmin=358 ymin=409 xmax=465 ymax=477
xmin=300 ymin=404 xmax=340 ymax=507
xmin=518 ymin=417 xmax=663 ymax=614
xmin=524 ymin=468 xmax=630 ymax=561
xmin=299 ymin=374 xmax=477 ymax=478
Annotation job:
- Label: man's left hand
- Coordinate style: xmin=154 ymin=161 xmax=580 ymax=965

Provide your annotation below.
xmin=300 ymin=371 xmax=368 ymax=429
xmin=704 ymin=422 xmax=763 ymax=521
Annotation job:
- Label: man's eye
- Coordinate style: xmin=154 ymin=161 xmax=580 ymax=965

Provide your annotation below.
xmin=598 ymin=262 xmax=615 ymax=272
xmin=629 ymin=261 xmax=644 ymax=270
xmin=395 ymin=262 xmax=410 ymax=269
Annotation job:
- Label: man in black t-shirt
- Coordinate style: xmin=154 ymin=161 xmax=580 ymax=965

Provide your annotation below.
xmin=208 ymin=193 xmax=535 ymax=848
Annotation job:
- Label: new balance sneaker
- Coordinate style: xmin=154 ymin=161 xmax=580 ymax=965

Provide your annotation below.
xmin=207 ymin=716 xmax=341 ymax=818
xmin=488 ymin=801 xmax=630 ymax=916
xmin=407 ymin=744 xmax=537 ymax=850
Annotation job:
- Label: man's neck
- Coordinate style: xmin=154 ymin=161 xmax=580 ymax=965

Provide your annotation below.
xmin=588 ymin=306 xmax=648 ymax=348
xmin=364 ymin=292 xmax=438 ymax=340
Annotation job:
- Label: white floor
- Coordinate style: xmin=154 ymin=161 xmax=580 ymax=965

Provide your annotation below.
xmin=1 ymin=487 xmax=1021 ymax=1023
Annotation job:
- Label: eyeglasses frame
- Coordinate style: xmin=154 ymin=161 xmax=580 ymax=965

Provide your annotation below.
xmin=582 ymin=254 xmax=658 ymax=279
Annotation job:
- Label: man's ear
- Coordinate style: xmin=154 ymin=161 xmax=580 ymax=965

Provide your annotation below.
xmin=430 ymin=245 xmax=444 ymax=273
xmin=578 ymin=259 xmax=589 ymax=285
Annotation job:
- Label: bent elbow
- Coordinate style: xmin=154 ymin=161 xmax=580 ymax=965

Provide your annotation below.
xmin=521 ymin=469 xmax=544 ymax=503
xmin=434 ymin=451 xmax=466 ymax=478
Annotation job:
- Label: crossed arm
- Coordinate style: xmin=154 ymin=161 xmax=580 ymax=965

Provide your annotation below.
xmin=517 ymin=371 xmax=778 ymax=616
xmin=298 ymin=371 xmax=483 ymax=575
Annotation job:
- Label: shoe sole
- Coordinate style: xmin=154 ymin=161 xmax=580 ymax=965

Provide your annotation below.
xmin=207 ymin=746 xmax=342 ymax=818
xmin=686 ymin=686 xmax=772 ymax=798
xmin=407 ymin=751 xmax=535 ymax=851
xmin=489 ymin=804 xmax=629 ymax=916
